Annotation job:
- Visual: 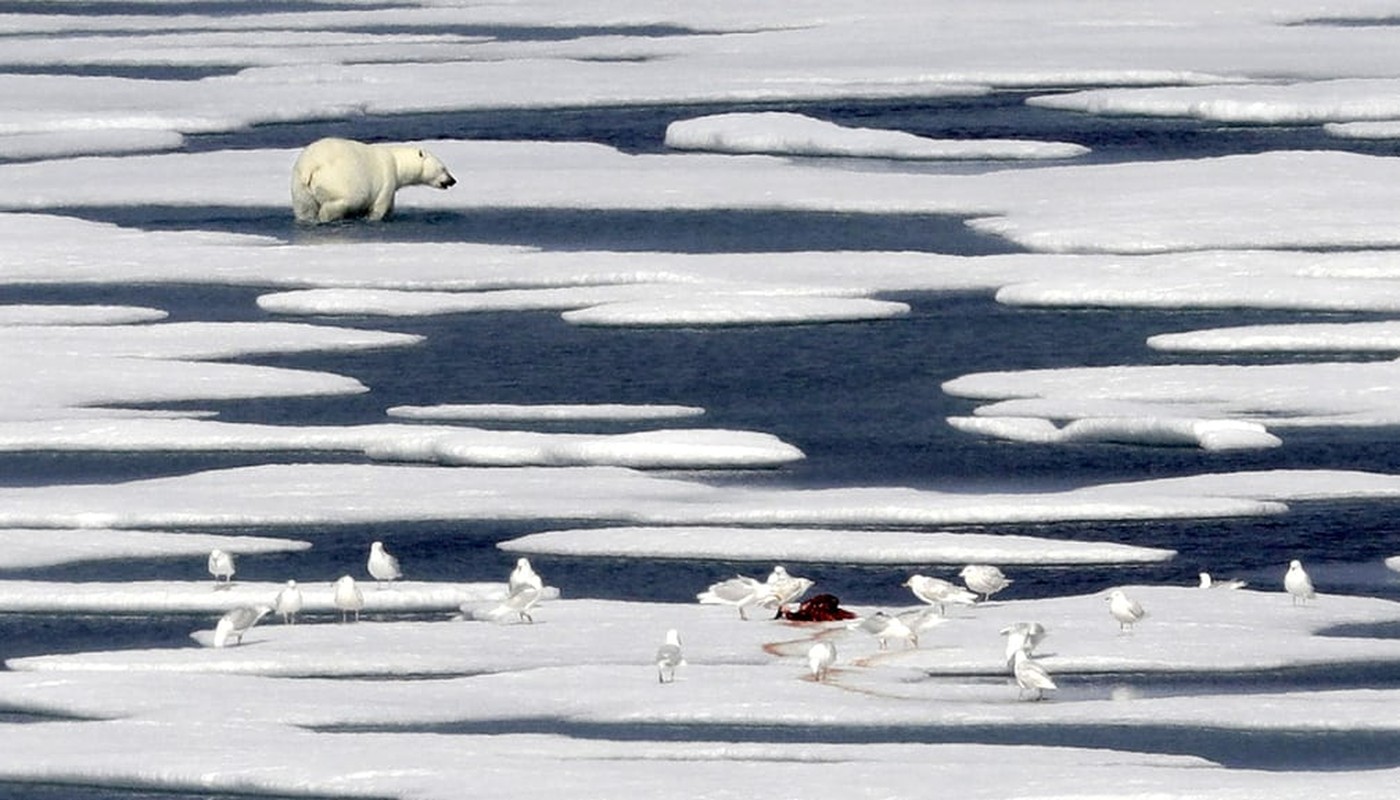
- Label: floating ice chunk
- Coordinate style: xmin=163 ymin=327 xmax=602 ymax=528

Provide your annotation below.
xmin=1326 ymin=120 xmax=1400 ymax=139
xmin=0 ymin=129 xmax=186 ymax=159
xmin=945 ymin=361 xmax=1400 ymax=432
xmin=0 ymin=529 xmax=308 ymax=569
xmin=387 ymin=403 xmax=706 ymax=422
xmin=1387 ymin=556 xmax=1400 ymax=574
xmin=665 ymin=112 xmax=1089 ymax=161
xmin=947 ymin=415 xmax=1283 ymax=451
xmin=0 ymin=580 xmax=508 ymax=615
xmin=0 ymin=419 xmax=803 ymax=470
xmin=0 ymin=305 xmax=166 ymax=326
xmin=0 ymin=321 xmax=423 ymax=361
xmin=1148 ymin=322 xmax=1400 ymax=353
xmin=1028 ymin=79 xmax=1400 ymax=125
xmin=561 ymin=294 xmax=911 ymax=328
xmin=499 ymin=526 xmax=1176 ymax=564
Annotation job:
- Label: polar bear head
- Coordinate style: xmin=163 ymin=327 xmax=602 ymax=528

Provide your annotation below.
xmin=393 ymin=146 xmax=457 ymax=190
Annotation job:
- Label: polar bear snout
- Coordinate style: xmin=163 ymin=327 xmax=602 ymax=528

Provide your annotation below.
xmin=434 ymin=172 xmax=457 ymax=189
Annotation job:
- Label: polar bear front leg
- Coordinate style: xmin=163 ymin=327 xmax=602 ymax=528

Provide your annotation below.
xmin=366 ymin=189 xmax=396 ymax=221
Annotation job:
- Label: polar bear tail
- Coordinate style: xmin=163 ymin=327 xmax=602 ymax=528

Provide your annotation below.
xmin=290 ymin=162 xmax=321 ymax=223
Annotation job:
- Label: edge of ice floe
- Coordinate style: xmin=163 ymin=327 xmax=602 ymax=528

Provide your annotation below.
xmin=387 ymin=403 xmax=707 ymax=422
xmin=0 ymin=579 xmax=547 ymax=615
xmin=948 ymin=416 xmax=1283 ymax=451
xmin=499 ymin=526 xmax=1175 ymax=564
xmin=0 ymin=529 xmax=310 ymax=570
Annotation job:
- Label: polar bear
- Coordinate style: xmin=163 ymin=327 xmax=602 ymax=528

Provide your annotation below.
xmin=290 ymin=137 xmax=456 ymax=223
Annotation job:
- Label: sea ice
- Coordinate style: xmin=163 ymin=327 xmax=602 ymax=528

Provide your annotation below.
xmin=664 ymin=112 xmax=1089 ymax=160
xmin=500 ymin=525 xmax=1176 ymax=564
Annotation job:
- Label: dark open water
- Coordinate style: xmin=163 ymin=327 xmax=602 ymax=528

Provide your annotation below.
xmin=4 ymin=24 xmax=1400 ymax=781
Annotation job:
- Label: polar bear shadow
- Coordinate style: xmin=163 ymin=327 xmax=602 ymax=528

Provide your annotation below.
xmin=291 ymin=137 xmax=456 ymax=224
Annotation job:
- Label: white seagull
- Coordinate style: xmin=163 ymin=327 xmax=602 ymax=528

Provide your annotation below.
xmin=697 ymin=575 xmax=775 ymax=620
xmin=761 ymin=565 xmax=815 ymax=617
xmin=367 ymin=541 xmax=402 ymax=589
xmin=807 ymin=640 xmax=837 ymax=682
xmin=334 ymin=575 xmax=365 ymax=622
xmin=1000 ymin=621 xmax=1047 ymax=668
xmin=207 ymin=548 xmax=235 ymax=586
xmin=1107 ymin=589 xmax=1146 ymax=630
xmin=1199 ymin=572 xmax=1247 ymax=590
xmin=1285 ymin=559 xmax=1316 ymax=606
xmin=1012 ymin=649 xmax=1057 ymax=701
xmin=849 ymin=611 xmax=919 ymax=650
xmin=960 ymin=564 xmax=1012 ymax=602
xmin=656 ymin=628 xmax=685 ymax=684
xmin=273 ymin=580 xmax=304 ymax=624
xmin=904 ymin=574 xmax=979 ymax=615
xmin=509 ymin=557 xmax=544 ymax=596
xmin=212 ymin=605 xmax=270 ymax=648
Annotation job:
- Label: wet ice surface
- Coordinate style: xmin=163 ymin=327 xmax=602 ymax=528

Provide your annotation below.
xmin=11 ymin=1 xmax=1400 ymax=798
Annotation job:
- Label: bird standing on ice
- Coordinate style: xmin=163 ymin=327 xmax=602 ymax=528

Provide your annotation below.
xmin=697 ymin=575 xmax=774 ymax=620
xmin=655 ymin=629 xmax=685 ymax=683
xmin=207 ymin=549 xmax=236 ymax=586
xmin=807 ymin=640 xmax=837 ymax=681
xmin=212 ymin=605 xmax=270 ymax=648
xmin=274 ymin=580 xmax=303 ymax=624
xmin=509 ymin=557 xmax=544 ymax=596
xmin=960 ymin=564 xmax=1011 ymax=602
xmin=1106 ymin=589 xmax=1146 ymax=630
xmin=334 ymin=575 xmax=365 ymax=622
xmin=850 ymin=611 xmax=919 ymax=650
xmin=367 ymin=541 xmax=402 ymax=589
xmin=1285 ymin=559 xmax=1316 ymax=606
xmin=762 ymin=565 xmax=815 ymax=617
xmin=904 ymin=574 xmax=979 ymax=615
xmin=1012 ymin=649 xmax=1057 ymax=701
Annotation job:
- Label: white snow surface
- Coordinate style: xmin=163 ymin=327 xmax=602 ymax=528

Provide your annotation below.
xmin=500 ymin=526 xmax=1176 ymax=564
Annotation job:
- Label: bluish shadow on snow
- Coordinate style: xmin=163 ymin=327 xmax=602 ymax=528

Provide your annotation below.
xmin=44 ymin=205 xmax=1022 ymax=255
xmin=313 ymin=715 xmax=1400 ymax=771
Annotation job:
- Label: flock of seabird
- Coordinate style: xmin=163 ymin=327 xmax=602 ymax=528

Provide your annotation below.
xmin=205 ymin=542 xmax=553 ymax=648
xmin=674 ymin=558 xmax=1323 ymax=700
xmin=202 ymin=541 xmax=1323 ymax=701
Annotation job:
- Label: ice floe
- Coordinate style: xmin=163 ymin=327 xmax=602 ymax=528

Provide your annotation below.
xmin=0 ymin=419 xmax=804 ymax=469
xmin=944 ymin=361 xmax=1400 ymax=437
xmin=387 ymin=403 xmax=706 ymax=422
xmin=499 ymin=526 xmax=1175 ymax=564
xmin=947 ymin=416 xmax=1283 ymax=451
xmin=0 ymin=529 xmax=308 ymax=570
xmin=0 ymin=305 xmax=166 ymax=326
xmin=1147 ymin=321 xmax=1400 ymax=353
xmin=664 ymin=112 xmax=1089 ymax=160
xmin=0 ymin=579 xmax=525 ymax=617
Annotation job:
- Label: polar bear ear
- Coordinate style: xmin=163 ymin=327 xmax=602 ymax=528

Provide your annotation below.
xmin=417 ymin=149 xmax=425 ymax=158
